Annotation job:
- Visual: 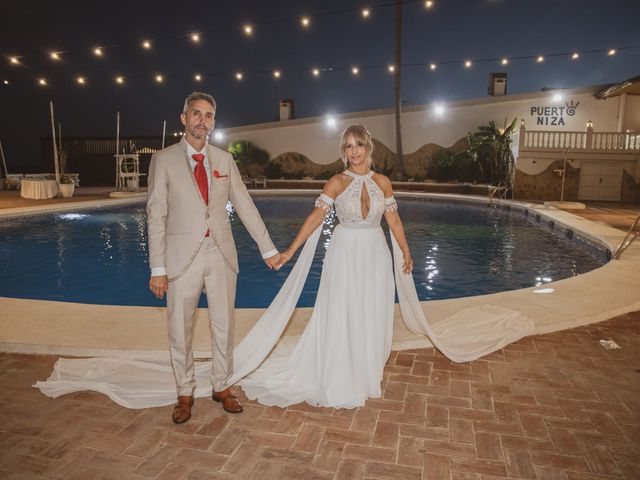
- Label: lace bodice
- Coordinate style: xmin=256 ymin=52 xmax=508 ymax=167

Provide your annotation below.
xmin=316 ymin=170 xmax=397 ymax=228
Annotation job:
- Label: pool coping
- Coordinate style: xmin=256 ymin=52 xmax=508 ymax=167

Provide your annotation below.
xmin=2 ymin=190 xmax=639 ymax=358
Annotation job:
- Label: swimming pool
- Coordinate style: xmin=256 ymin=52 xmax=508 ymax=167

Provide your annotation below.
xmin=0 ymin=196 xmax=607 ymax=308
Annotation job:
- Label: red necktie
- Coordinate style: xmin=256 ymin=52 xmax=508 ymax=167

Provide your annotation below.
xmin=192 ymin=153 xmax=208 ymax=205
xmin=192 ymin=153 xmax=210 ymax=237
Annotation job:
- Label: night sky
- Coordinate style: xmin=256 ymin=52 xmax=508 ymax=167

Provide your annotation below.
xmin=1 ymin=0 xmax=639 ymax=169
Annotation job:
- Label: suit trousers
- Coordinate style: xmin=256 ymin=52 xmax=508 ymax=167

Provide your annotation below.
xmin=166 ymin=236 xmax=237 ymax=395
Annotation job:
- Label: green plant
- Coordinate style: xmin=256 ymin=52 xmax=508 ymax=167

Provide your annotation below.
xmin=264 ymin=162 xmax=283 ymax=179
xmin=460 ymin=118 xmax=518 ymax=189
xmin=57 ymin=147 xmax=68 ymax=175
xmin=228 ymin=141 xmax=270 ymax=175
xmin=427 ymin=149 xmax=456 ymax=182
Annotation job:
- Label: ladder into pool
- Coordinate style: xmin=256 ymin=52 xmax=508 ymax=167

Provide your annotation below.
xmin=614 ymin=213 xmax=640 ymax=259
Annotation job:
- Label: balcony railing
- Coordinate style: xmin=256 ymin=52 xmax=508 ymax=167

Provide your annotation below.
xmin=520 ymin=127 xmax=640 ymax=152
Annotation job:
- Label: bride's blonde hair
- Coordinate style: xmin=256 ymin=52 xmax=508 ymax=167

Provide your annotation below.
xmin=339 ymin=124 xmax=374 ymax=168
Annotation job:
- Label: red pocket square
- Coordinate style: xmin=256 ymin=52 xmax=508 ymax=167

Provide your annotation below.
xmin=213 ymin=170 xmax=228 ymax=178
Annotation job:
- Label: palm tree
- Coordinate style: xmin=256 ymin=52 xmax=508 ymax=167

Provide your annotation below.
xmin=393 ymin=0 xmax=405 ymax=180
xmin=463 ymin=118 xmax=519 ymax=190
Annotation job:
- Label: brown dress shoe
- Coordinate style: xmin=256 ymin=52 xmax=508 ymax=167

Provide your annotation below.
xmin=212 ymin=388 xmax=243 ymax=413
xmin=172 ymin=395 xmax=194 ymax=424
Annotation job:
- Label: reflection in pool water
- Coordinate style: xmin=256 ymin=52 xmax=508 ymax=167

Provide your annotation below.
xmin=0 ymin=197 xmax=606 ymax=308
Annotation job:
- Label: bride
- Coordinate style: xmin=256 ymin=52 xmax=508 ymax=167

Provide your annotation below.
xmin=237 ymin=124 xmax=413 ymax=408
xmin=35 ymin=125 xmax=532 ymax=410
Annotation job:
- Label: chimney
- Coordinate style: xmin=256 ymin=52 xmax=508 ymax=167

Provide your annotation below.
xmin=279 ymin=99 xmax=295 ymax=121
xmin=488 ymin=72 xmax=508 ymax=96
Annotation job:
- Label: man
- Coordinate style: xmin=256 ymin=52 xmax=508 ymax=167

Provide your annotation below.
xmin=147 ymin=92 xmax=280 ymax=423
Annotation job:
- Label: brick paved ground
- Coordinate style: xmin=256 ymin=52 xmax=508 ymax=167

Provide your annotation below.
xmin=1 ymin=311 xmax=639 ymax=479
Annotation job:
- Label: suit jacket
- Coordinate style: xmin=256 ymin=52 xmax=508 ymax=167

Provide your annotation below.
xmin=147 ymin=138 xmax=275 ymax=280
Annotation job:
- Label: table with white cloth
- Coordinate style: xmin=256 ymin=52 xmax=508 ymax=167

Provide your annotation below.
xmin=20 ymin=179 xmax=59 ymax=199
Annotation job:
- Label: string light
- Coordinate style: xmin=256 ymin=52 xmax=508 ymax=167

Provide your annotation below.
xmin=3 ymin=80 xmax=9 ymax=85
xmin=434 ymin=103 xmax=445 ymax=115
xmin=361 ymin=8 xmax=370 ymax=18
xmin=5 ymin=25 xmax=639 ymax=94
xmin=425 ymin=1 xmax=434 ymax=8
xmin=214 ymin=131 xmax=224 ymax=141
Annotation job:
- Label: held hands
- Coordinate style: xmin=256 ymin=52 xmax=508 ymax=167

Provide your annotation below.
xmin=264 ymin=253 xmax=282 ymax=270
xmin=149 ymin=275 xmax=168 ymax=299
xmin=275 ymin=249 xmax=294 ymax=270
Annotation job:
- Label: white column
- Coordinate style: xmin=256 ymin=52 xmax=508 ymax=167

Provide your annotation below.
xmin=617 ymin=93 xmax=627 ymax=132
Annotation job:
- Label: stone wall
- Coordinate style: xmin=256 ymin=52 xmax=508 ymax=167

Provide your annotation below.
xmin=513 ymin=161 xmax=579 ymax=201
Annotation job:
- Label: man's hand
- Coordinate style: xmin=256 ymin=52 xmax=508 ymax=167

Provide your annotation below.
xmin=264 ymin=253 xmax=282 ymax=270
xmin=149 ymin=275 xmax=168 ymax=299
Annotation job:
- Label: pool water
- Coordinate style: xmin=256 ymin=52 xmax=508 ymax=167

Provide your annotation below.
xmin=0 ymin=197 xmax=606 ymax=308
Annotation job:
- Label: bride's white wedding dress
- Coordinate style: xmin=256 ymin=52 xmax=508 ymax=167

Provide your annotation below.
xmin=238 ymin=170 xmax=397 ymax=408
xmin=35 ymin=171 xmax=533 ymax=409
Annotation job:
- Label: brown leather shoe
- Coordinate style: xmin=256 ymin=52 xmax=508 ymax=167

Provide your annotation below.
xmin=212 ymin=388 xmax=243 ymax=413
xmin=172 ymin=395 xmax=194 ymax=424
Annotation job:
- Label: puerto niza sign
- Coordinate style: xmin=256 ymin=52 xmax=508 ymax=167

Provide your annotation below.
xmin=529 ymin=100 xmax=579 ymax=126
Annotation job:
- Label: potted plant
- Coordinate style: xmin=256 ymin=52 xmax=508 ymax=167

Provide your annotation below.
xmin=126 ymin=177 xmax=139 ymax=190
xmin=59 ymin=175 xmax=75 ymax=197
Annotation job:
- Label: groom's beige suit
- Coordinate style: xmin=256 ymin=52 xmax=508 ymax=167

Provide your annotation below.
xmin=147 ymin=137 xmax=276 ymax=395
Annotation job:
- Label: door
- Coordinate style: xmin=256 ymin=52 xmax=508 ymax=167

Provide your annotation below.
xmin=578 ymin=162 xmax=623 ymax=201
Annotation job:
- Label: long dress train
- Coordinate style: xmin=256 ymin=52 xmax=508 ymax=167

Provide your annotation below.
xmin=35 ymin=171 xmax=533 ymax=408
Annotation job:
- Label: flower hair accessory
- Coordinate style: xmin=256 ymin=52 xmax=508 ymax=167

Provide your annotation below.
xmin=213 ymin=170 xmax=228 ymax=178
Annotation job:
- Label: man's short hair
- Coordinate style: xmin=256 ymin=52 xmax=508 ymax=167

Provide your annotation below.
xmin=183 ymin=92 xmax=216 ymax=114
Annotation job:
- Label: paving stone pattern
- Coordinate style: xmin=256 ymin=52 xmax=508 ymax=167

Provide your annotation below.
xmin=1 ymin=312 xmax=639 ymax=479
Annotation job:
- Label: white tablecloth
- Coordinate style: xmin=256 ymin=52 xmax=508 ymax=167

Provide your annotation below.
xmin=20 ymin=179 xmax=59 ymax=199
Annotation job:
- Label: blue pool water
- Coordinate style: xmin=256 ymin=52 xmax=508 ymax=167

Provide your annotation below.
xmin=0 ymin=197 xmax=607 ymax=307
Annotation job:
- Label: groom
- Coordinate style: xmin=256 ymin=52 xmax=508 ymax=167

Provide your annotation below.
xmin=147 ymin=92 xmax=280 ymax=423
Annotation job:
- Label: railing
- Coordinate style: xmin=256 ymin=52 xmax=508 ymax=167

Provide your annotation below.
xmin=44 ymin=136 xmax=180 ymax=156
xmin=520 ymin=127 xmax=640 ymax=152
xmin=614 ymin=213 xmax=640 ymax=260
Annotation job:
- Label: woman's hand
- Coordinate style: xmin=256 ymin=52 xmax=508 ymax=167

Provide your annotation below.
xmin=402 ymin=253 xmax=414 ymax=274
xmin=275 ymin=249 xmax=294 ymax=270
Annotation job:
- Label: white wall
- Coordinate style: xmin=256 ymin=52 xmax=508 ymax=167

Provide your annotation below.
xmin=211 ymin=86 xmax=623 ymax=166
xmin=625 ymin=95 xmax=640 ymax=131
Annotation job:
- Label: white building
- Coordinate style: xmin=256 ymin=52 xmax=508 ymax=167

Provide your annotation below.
xmin=212 ymin=75 xmax=640 ymax=202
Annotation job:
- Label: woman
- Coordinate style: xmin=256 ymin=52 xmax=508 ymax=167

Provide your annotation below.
xmin=236 ymin=124 xmax=413 ymax=408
